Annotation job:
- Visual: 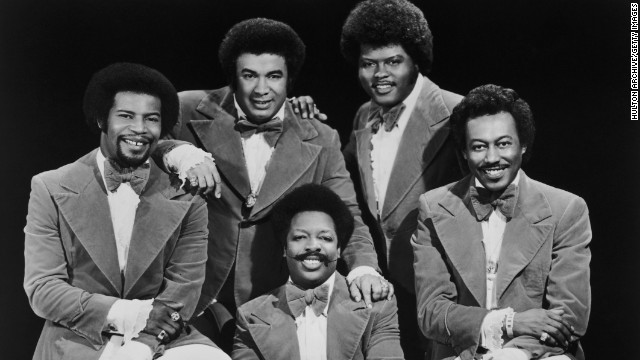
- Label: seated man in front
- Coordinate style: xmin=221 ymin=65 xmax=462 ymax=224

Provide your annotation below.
xmin=233 ymin=184 xmax=404 ymax=360
xmin=413 ymin=84 xmax=591 ymax=360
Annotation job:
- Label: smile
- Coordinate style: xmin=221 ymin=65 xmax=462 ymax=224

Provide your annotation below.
xmin=123 ymin=139 xmax=145 ymax=146
xmin=481 ymin=166 xmax=508 ymax=179
xmin=373 ymin=82 xmax=394 ymax=94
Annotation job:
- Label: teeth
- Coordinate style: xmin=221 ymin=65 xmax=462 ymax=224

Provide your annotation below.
xmin=124 ymin=140 xmax=144 ymax=146
xmin=375 ymin=84 xmax=391 ymax=89
xmin=303 ymin=259 xmax=320 ymax=265
xmin=484 ymin=168 xmax=504 ymax=175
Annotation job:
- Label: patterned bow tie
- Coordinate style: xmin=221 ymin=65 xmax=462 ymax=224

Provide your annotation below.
xmin=286 ymin=282 xmax=330 ymax=317
xmin=234 ymin=116 xmax=284 ymax=147
xmin=469 ymin=183 xmax=518 ymax=221
xmin=367 ymin=103 xmax=406 ymax=134
xmin=103 ymin=159 xmax=150 ymax=195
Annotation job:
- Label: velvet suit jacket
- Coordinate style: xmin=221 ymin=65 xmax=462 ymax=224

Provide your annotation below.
xmin=232 ymin=273 xmax=404 ymax=360
xmin=165 ymin=87 xmax=378 ymax=313
xmin=412 ymin=171 xmax=591 ymax=360
xmin=23 ymin=149 xmax=211 ymax=360
xmin=343 ymin=76 xmax=463 ymax=293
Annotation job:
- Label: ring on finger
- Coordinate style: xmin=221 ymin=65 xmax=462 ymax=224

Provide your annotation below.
xmin=170 ymin=312 xmax=181 ymax=322
xmin=380 ymin=281 xmax=389 ymax=288
xmin=540 ymin=332 xmax=549 ymax=342
xmin=157 ymin=330 xmax=168 ymax=341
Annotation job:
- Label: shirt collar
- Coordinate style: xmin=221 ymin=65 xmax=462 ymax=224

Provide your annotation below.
xmin=233 ymin=95 xmax=286 ymax=123
xmin=288 ymin=272 xmax=336 ymax=316
xmin=401 ymin=74 xmax=424 ymax=114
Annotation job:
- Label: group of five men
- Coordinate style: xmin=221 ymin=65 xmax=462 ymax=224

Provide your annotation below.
xmin=24 ymin=0 xmax=591 ymax=359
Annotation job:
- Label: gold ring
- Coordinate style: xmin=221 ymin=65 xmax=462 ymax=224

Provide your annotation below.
xmin=157 ymin=330 xmax=168 ymax=341
xmin=540 ymin=332 xmax=549 ymax=342
xmin=170 ymin=312 xmax=180 ymax=322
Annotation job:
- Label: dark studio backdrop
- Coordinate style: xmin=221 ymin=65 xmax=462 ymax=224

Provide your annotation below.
xmin=1 ymin=0 xmax=637 ymax=358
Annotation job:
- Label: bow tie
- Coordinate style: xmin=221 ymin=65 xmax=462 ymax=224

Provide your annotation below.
xmin=367 ymin=103 xmax=406 ymax=134
xmin=103 ymin=159 xmax=150 ymax=195
xmin=286 ymin=282 xmax=330 ymax=317
xmin=469 ymin=183 xmax=518 ymax=221
xmin=235 ymin=116 xmax=284 ymax=147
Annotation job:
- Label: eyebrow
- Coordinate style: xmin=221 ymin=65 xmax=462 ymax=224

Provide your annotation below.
xmin=116 ymin=109 xmax=161 ymax=116
xmin=361 ymin=54 xmax=405 ymax=62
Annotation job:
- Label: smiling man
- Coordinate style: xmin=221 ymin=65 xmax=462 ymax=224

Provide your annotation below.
xmin=156 ymin=18 xmax=385 ymax=353
xmin=413 ymin=84 xmax=591 ymax=360
xmin=24 ymin=63 xmax=228 ymax=360
xmin=340 ymin=0 xmax=464 ymax=358
xmin=233 ymin=184 xmax=403 ymax=360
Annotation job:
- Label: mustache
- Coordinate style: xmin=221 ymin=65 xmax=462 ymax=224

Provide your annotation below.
xmin=288 ymin=250 xmax=337 ymax=264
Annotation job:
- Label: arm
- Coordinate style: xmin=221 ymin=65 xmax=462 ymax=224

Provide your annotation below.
xmin=365 ymin=298 xmax=405 ymax=360
xmin=505 ymin=197 xmax=591 ymax=358
xmin=231 ymin=310 xmax=263 ymax=360
xmin=412 ymin=193 xmax=489 ymax=359
xmin=23 ymin=175 xmax=118 ymax=346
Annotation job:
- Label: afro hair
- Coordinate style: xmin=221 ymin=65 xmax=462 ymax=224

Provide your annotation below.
xmin=218 ymin=18 xmax=306 ymax=91
xmin=270 ymin=184 xmax=354 ymax=252
xmin=82 ymin=62 xmax=179 ymax=137
xmin=450 ymin=84 xmax=536 ymax=164
xmin=341 ymin=0 xmax=433 ymax=74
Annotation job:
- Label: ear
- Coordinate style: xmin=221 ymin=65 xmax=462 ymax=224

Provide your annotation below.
xmin=337 ymin=247 xmax=341 ymax=258
xmin=521 ymin=146 xmax=527 ymax=155
xmin=462 ymin=149 xmax=468 ymax=160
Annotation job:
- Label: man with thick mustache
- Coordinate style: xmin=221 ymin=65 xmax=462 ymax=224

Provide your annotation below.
xmin=233 ymin=184 xmax=404 ymax=360
xmin=340 ymin=0 xmax=464 ymax=358
xmin=154 ymin=18 xmax=388 ymax=352
xmin=413 ymin=84 xmax=591 ymax=360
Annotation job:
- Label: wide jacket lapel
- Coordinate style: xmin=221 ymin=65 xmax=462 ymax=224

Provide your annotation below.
xmin=327 ymin=275 xmax=370 ymax=360
xmin=496 ymin=172 xmax=553 ymax=300
xmin=249 ymin=288 xmax=301 ymax=360
xmin=53 ymin=149 xmax=122 ymax=295
xmin=432 ymin=177 xmax=487 ymax=307
xmin=249 ymin=104 xmax=321 ymax=217
xmin=382 ymin=77 xmax=454 ymax=220
xmin=353 ymin=124 xmax=378 ymax=218
xmin=189 ymin=89 xmax=251 ymax=198
xmin=123 ymin=161 xmax=191 ymax=297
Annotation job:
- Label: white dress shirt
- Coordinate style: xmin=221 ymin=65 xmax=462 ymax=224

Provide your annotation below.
xmin=289 ymin=273 xmax=335 ymax=360
xmin=234 ymin=96 xmax=285 ymax=196
xmin=370 ymin=75 xmax=424 ymax=214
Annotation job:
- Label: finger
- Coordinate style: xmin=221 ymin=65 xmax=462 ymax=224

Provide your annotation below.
xmin=318 ymin=113 xmax=328 ymax=121
xmin=369 ymin=278 xmax=383 ymax=301
xmin=348 ymin=281 xmax=362 ymax=302
xmin=386 ymin=282 xmax=395 ymax=300
xmin=361 ymin=279 xmax=373 ymax=308
xmin=290 ymin=98 xmax=300 ymax=113
xmin=202 ymin=172 xmax=215 ymax=195
xmin=212 ymin=166 xmax=222 ymax=199
xmin=545 ymin=322 xmax=570 ymax=347
xmin=546 ymin=312 xmax=572 ymax=342
xmin=197 ymin=174 xmax=207 ymax=193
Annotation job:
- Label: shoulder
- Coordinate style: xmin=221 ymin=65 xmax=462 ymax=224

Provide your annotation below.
xmin=238 ymin=287 xmax=283 ymax=316
xmin=439 ymin=88 xmax=463 ymax=112
xmin=421 ymin=176 xmax=468 ymax=205
xmin=32 ymin=150 xmax=96 ymax=191
xmin=524 ymin=175 xmax=588 ymax=216
xmin=178 ymin=87 xmax=230 ymax=110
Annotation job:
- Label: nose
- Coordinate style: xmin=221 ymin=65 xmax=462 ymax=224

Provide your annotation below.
xmin=129 ymin=116 xmax=146 ymax=133
xmin=374 ymin=63 xmax=388 ymax=79
xmin=304 ymin=237 xmax=322 ymax=252
xmin=485 ymin=145 xmax=500 ymax=163
xmin=254 ymin=76 xmax=268 ymax=96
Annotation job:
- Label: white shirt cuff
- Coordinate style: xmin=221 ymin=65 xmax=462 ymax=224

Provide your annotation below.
xmin=346 ymin=266 xmax=381 ymax=283
xmin=480 ymin=308 xmax=513 ymax=352
xmin=106 ymin=299 xmax=154 ymax=343
xmin=163 ymin=144 xmax=214 ymax=184
xmin=487 ymin=347 xmax=530 ymax=360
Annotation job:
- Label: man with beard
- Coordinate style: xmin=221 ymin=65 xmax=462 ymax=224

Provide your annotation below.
xmin=24 ymin=63 xmax=228 ymax=360
xmin=233 ymin=184 xmax=403 ymax=360
xmin=154 ymin=18 xmax=390 ymax=352
xmin=413 ymin=84 xmax=590 ymax=360
xmin=340 ymin=0 xmax=464 ymax=358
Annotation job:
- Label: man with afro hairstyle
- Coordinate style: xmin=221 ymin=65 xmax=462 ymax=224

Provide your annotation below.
xmin=154 ymin=18 xmax=389 ymax=353
xmin=24 ymin=63 xmax=229 ymax=360
xmin=340 ymin=0 xmax=465 ymax=358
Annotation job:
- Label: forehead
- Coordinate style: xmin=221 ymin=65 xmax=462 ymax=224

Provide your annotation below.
xmin=466 ymin=112 xmax=519 ymax=141
xmin=289 ymin=211 xmax=336 ymax=232
xmin=359 ymin=44 xmax=410 ymax=59
xmin=111 ymin=92 xmax=161 ymax=111
xmin=236 ymin=53 xmax=287 ymax=73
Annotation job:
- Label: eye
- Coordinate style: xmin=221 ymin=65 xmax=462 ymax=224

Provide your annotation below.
xmin=118 ymin=113 xmax=133 ymax=120
xmin=497 ymin=141 xmax=512 ymax=149
xmin=360 ymin=61 xmax=376 ymax=69
xmin=268 ymin=74 xmax=283 ymax=80
xmin=146 ymin=116 xmax=160 ymax=123
xmin=241 ymin=73 xmax=256 ymax=80
xmin=292 ymin=234 xmax=306 ymax=241
xmin=319 ymin=235 xmax=334 ymax=242
xmin=386 ymin=58 xmax=402 ymax=66
xmin=470 ymin=144 xmax=487 ymax=152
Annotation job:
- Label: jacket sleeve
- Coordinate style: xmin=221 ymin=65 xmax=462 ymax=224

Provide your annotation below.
xmin=505 ymin=196 xmax=591 ymax=359
xmin=366 ymin=297 xmax=405 ymax=360
xmin=23 ymin=175 xmax=118 ymax=347
xmin=413 ymin=193 xmax=488 ymax=359
xmin=322 ymin=128 xmax=378 ymax=271
xmin=231 ymin=309 xmax=264 ymax=360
